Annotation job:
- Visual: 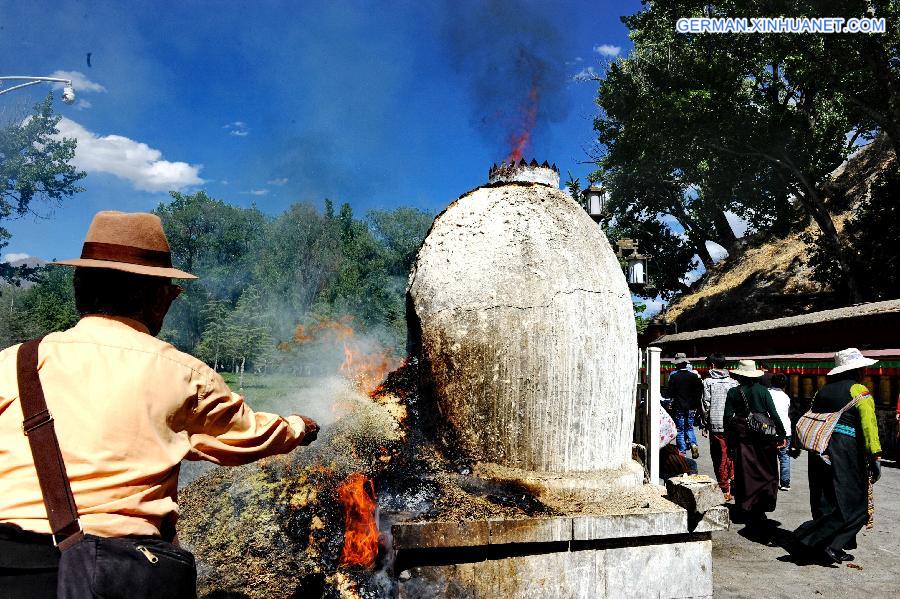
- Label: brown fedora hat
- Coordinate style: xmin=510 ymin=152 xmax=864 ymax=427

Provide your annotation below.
xmin=53 ymin=211 xmax=197 ymax=279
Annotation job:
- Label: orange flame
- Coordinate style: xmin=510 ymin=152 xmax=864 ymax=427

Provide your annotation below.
xmin=293 ymin=317 xmax=355 ymax=344
xmin=340 ymin=339 xmax=400 ymax=397
xmin=337 ymin=473 xmax=379 ymax=568
xmin=506 ymin=85 xmax=539 ymax=162
xmin=289 ymin=316 xmax=399 ymax=395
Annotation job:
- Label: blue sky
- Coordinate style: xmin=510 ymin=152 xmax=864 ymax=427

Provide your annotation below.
xmin=1 ymin=0 xmax=643 ymax=262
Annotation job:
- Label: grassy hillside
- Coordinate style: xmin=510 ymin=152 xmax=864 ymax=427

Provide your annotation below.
xmin=663 ymin=139 xmax=896 ymax=331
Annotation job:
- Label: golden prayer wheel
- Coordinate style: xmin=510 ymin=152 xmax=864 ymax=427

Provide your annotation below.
xmin=789 ymin=374 xmax=800 ymax=399
xmin=878 ymin=376 xmax=893 ymax=406
xmin=802 ymin=377 xmax=815 ymax=399
xmin=816 ymin=375 xmax=827 ymax=391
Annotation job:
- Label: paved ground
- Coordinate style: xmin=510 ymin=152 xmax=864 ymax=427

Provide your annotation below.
xmin=692 ymin=437 xmax=900 ymax=598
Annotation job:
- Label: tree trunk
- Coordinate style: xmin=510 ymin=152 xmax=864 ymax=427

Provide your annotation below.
xmin=881 ymin=119 xmax=900 ymax=164
xmin=238 ymin=356 xmax=246 ymax=391
xmin=711 ymin=208 xmax=738 ymax=254
xmin=670 ymin=202 xmax=714 ymax=268
xmin=864 ymin=40 xmax=900 ymax=162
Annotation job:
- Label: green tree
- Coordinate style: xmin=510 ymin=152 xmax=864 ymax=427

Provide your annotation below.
xmin=18 ymin=265 xmax=78 ymax=338
xmin=0 ymin=94 xmax=85 ymax=283
xmin=220 ymin=286 xmax=273 ymax=388
xmin=0 ymin=283 xmax=35 ymax=347
xmin=564 ymin=172 xmax=582 ymax=209
xmin=594 ymin=1 xmax=876 ymax=299
xmin=193 ymin=298 xmax=230 ymax=370
xmin=807 ymin=168 xmax=900 ymax=301
xmin=156 ymin=190 xmax=266 ymax=350
xmin=254 ymin=203 xmax=342 ymax=341
xmin=794 ymin=0 xmax=900 ymax=160
xmin=316 ymin=203 xmax=399 ymax=344
xmin=367 ymin=207 xmax=434 ymax=276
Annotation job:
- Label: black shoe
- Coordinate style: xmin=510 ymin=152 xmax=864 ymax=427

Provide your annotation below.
xmin=835 ymin=549 xmax=855 ymax=562
xmin=822 ymin=547 xmax=841 ymax=565
xmin=779 ymin=484 xmax=791 ymax=492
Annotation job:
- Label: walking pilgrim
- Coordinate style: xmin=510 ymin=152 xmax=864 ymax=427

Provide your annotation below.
xmin=701 ymin=353 xmax=738 ymax=500
xmin=765 ymin=372 xmax=794 ymax=492
xmin=0 ymin=211 xmax=320 ymax=598
xmin=664 ymin=353 xmax=704 ymax=459
xmin=723 ymin=359 xmax=787 ymax=540
xmin=793 ymin=348 xmax=882 ymax=565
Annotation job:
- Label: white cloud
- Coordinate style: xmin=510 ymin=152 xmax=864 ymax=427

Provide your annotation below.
xmin=74 ymin=99 xmax=92 ymax=110
xmin=594 ymin=44 xmax=621 ymax=57
xmin=48 ymin=70 xmax=106 ymax=93
xmin=706 ymin=240 xmax=729 ymax=262
xmin=55 ymin=117 xmax=205 ymax=192
xmin=3 ymin=253 xmax=31 ymax=263
xmin=242 ymin=189 xmax=269 ymax=196
xmin=267 ymin=177 xmax=288 ymax=185
xmin=573 ymin=66 xmax=598 ymax=81
xmin=223 ymin=121 xmax=249 ymax=137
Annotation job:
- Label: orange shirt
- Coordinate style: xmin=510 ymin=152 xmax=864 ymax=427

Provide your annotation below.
xmin=0 ymin=315 xmax=306 ymax=537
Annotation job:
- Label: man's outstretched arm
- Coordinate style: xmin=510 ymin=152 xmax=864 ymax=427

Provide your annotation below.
xmin=185 ymin=368 xmax=318 ymax=466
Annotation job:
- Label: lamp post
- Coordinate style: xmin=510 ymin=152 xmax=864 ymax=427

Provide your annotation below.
xmin=0 ymin=76 xmax=75 ymax=104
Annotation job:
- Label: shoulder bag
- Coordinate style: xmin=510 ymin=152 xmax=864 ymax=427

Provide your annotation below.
xmin=794 ymin=393 xmax=863 ymax=465
xmin=17 ymin=338 xmax=197 ymax=599
xmin=738 ymin=385 xmax=779 ymax=437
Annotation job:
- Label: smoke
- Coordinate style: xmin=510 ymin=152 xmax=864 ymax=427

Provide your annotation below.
xmin=178 ymin=316 xmax=404 ymax=489
xmin=441 ymin=0 xmax=573 ymax=161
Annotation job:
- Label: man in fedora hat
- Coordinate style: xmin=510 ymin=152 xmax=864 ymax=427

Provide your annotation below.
xmin=663 ymin=352 xmax=704 ymax=459
xmin=0 ymin=211 xmax=320 ymax=596
xmin=794 ymin=348 xmax=882 ymax=565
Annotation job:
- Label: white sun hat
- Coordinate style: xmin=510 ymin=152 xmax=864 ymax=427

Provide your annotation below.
xmin=730 ymin=359 xmax=765 ymax=378
xmin=827 ymin=348 xmax=878 ymax=376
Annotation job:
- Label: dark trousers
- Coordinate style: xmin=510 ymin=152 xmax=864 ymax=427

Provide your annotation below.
xmin=795 ymin=434 xmax=869 ymax=552
xmin=0 ymin=568 xmax=57 ymax=599
xmin=0 ymin=527 xmax=58 ymax=599
xmin=808 ymin=451 xmax=827 ymax=519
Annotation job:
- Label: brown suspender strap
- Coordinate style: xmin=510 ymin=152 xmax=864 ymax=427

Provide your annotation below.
xmin=16 ymin=338 xmax=84 ymax=551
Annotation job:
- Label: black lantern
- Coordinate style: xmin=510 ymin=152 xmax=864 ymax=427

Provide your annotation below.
xmin=581 ymin=184 xmax=608 ymax=222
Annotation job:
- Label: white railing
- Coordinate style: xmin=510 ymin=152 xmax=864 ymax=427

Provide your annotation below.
xmin=646 ymin=347 xmax=661 ymax=483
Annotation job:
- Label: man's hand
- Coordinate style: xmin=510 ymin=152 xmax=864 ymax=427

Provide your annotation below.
xmin=870 ymin=456 xmax=882 ymax=484
xmin=296 ymin=415 xmax=320 ymax=446
xmin=776 ymin=438 xmax=788 ymax=449
xmin=700 ymin=427 xmax=709 ymax=438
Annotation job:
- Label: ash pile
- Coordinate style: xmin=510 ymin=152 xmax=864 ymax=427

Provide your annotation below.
xmin=178 ymin=360 xmax=562 ymax=598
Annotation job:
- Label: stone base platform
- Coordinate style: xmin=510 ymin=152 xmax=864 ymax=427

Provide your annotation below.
xmin=392 ymin=481 xmax=728 ymax=598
